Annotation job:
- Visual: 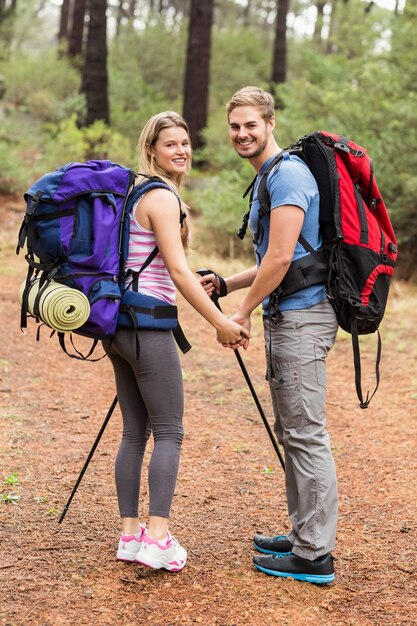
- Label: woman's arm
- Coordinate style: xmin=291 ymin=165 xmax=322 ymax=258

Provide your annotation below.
xmin=141 ymin=189 xmax=249 ymax=345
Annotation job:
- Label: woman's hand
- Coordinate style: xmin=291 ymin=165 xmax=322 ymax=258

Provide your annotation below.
xmin=216 ymin=318 xmax=249 ymax=348
xmin=223 ymin=311 xmax=251 ymax=350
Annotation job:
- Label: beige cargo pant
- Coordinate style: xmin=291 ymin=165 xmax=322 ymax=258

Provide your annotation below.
xmin=264 ymin=298 xmax=338 ymax=560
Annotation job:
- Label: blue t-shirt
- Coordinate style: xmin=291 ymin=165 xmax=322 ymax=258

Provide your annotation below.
xmin=248 ymin=152 xmax=327 ymax=312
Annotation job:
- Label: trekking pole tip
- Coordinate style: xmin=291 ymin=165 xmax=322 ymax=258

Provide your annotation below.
xmin=58 ymin=506 xmax=68 ymax=525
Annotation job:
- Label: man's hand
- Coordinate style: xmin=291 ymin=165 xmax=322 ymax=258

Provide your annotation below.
xmin=221 ymin=310 xmax=251 ymax=351
xmin=197 ymin=271 xmax=227 ymax=298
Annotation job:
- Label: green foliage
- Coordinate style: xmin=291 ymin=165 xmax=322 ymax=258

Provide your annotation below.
xmin=325 ymin=0 xmax=392 ymax=59
xmin=0 ymin=50 xmax=82 ymax=123
xmin=0 ymin=112 xmax=45 ymax=192
xmin=0 ymin=493 xmax=20 ymax=504
xmin=0 ymin=0 xmax=415 ymax=275
xmin=210 ymin=27 xmax=271 ymax=108
xmin=0 ymin=141 xmax=28 ymax=193
xmin=187 ymin=170 xmax=253 ymax=258
xmin=3 ymin=473 xmax=20 ymax=486
xmin=110 ymin=23 xmax=186 ymax=102
xmin=108 ymin=25 xmax=185 ymax=140
xmin=109 ymin=69 xmax=173 ymax=142
xmin=42 ymin=115 xmax=133 ymax=168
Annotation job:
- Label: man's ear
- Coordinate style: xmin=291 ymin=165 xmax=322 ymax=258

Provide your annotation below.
xmin=268 ymin=115 xmax=276 ymax=133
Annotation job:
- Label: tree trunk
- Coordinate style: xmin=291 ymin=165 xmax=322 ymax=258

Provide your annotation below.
xmin=0 ymin=0 xmax=17 ymax=24
xmin=313 ymin=0 xmax=325 ymax=43
xmin=0 ymin=0 xmax=17 ymax=59
xmin=115 ymin=0 xmax=136 ymax=35
xmin=325 ymin=0 xmax=337 ymax=54
xmin=69 ymin=0 xmax=87 ymax=58
xmin=58 ymin=0 xmax=71 ymax=40
xmin=183 ymin=0 xmax=214 ymax=150
xmin=242 ymin=0 xmax=252 ymax=26
xmin=271 ymin=0 xmax=289 ymax=85
xmin=82 ymin=0 xmax=110 ymax=125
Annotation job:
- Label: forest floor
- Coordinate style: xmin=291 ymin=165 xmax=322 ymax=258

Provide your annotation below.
xmin=0 ymin=196 xmax=416 ymax=626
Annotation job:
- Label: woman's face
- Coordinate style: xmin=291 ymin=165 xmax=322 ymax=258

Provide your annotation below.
xmin=150 ymin=126 xmax=192 ymax=178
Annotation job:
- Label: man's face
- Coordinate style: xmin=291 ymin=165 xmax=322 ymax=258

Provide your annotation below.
xmin=228 ymin=105 xmax=274 ymax=160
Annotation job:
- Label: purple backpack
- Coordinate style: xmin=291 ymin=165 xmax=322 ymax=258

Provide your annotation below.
xmin=17 ymin=160 xmax=190 ymax=359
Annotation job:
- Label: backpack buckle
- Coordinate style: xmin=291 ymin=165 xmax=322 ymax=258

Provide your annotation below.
xmin=334 ymin=142 xmax=350 ymax=153
xmin=27 ymin=191 xmax=43 ymax=216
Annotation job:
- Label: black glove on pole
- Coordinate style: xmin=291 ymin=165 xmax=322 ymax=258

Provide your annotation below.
xmin=58 ymin=395 xmax=118 ymax=524
xmin=197 ymin=269 xmax=285 ymax=472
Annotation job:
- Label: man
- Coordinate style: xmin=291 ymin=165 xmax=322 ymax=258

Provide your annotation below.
xmin=201 ymin=86 xmax=338 ymax=584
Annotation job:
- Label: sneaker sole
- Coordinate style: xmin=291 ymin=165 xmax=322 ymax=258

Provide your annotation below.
xmin=254 ymin=562 xmax=335 ymax=584
xmin=117 ymin=551 xmax=140 ymax=562
xmin=253 ymin=541 xmax=292 ymax=556
xmin=135 ymin=556 xmax=187 ymax=572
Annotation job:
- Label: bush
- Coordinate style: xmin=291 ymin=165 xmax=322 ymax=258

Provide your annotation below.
xmin=0 ymin=142 xmax=28 ymax=194
xmin=0 ymin=50 xmax=81 ymax=123
xmin=42 ymin=115 xmax=133 ymax=169
xmin=187 ymin=170 xmax=253 ymax=259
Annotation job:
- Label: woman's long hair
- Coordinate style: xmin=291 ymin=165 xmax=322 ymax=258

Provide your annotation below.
xmin=136 ymin=111 xmax=191 ymax=248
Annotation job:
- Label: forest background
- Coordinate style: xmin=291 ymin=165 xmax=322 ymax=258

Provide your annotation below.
xmin=0 ymin=0 xmax=416 ymax=279
xmin=1 ymin=3 xmax=417 ymax=625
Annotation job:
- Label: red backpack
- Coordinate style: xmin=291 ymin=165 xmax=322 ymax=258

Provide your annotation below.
xmin=239 ymin=130 xmax=398 ymax=408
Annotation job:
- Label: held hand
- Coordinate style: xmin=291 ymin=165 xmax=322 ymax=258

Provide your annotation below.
xmin=198 ymin=272 xmax=218 ymax=298
xmin=216 ymin=319 xmax=249 ymax=348
xmin=197 ymin=269 xmax=228 ymax=298
xmin=224 ymin=311 xmax=251 ymax=350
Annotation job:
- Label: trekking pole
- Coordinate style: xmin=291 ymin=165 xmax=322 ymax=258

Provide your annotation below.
xmin=197 ymin=269 xmax=285 ymax=472
xmin=58 ymin=395 xmax=118 ymax=524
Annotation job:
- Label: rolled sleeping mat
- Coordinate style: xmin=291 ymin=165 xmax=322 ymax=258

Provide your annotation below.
xmin=19 ymin=279 xmax=90 ymax=332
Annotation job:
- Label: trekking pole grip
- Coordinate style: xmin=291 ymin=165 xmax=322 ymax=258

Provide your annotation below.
xmin=196 ymin=268 xmax=222 ymax=310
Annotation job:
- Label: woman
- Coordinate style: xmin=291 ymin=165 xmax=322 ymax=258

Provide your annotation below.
xmin=107 ymin=111 xmax=248 ymax=572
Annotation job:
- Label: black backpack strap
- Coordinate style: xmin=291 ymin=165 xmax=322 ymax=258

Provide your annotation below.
xmin=173 ymin=324 xmax=192 ymax=354
xmin=277 ymin=249 xmax=328 ymax=299
xmin=58 ymin=333 xmax=108 ymax=362
xmin=238 ymin=175 xmax=258 ymax=240
xmin=351 ymin=320 xmax=381 ymax=409
xmin=246 ymin=152 xmax=285 ymax=246
xmin=125 ymin=246 xmax=159 ymax=292
xmin=16 ymin=191 xmax=43 ymax=254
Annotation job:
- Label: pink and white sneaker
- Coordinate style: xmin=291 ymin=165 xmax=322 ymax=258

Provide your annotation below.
xmin=135 ymin=531 xmax=187 ymax=572
xmin=116 ymin=524 xmax=146 ymax=562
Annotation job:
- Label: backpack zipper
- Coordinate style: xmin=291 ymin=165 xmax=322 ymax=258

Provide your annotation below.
xmin=353 ymin=184 xmax=368 ymax=244
xmin=379 ymin=226 xmax=387 ymax=262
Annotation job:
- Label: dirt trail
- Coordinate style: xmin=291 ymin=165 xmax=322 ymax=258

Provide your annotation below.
xmin=0 ymin=198 xmax=416 ymax=626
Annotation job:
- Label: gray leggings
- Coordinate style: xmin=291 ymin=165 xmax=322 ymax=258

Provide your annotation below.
xmin=105 ymin=329 xmax=184 ymax=519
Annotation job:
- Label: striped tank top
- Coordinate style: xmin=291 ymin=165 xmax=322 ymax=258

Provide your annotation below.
xmin=124 ymin=201 xmax=176 ymax=305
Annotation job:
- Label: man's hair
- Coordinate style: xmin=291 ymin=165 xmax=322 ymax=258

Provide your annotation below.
xmin=226 ymin=86 xmax=275 ymax=122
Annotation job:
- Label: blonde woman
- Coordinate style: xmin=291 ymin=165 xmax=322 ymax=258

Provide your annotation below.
xmin=107 ymin=111 xmax=248 ymax=572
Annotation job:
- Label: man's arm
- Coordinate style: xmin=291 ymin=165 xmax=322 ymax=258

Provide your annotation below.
xmin=225 ymin=265 xmax=257 ymax=293
xmin=232 ymin=204 xmax=304 ymax=321
xmin=198 ymin=264 xmax=257 ymax=298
